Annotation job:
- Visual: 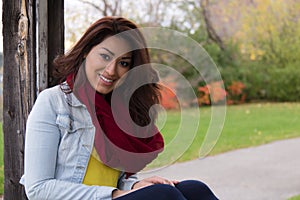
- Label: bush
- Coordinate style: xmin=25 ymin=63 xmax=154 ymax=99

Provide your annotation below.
xmin=159 ymin=82 xmax=179 ymax=110
xmin=236 ymin=62 xmax=300 ymax=102
xmin=265 ymin=64 xmax=300 ymax=101
xmin=197 ymin=81 xmax=227 ymax=105
xmin=227 ymin=81 xmax=246 ymax=104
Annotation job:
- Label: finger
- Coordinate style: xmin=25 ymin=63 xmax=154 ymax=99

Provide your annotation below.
xmin=145 ymin=176 xmax=175 ymax=186
xmin=160 ymin=179 xmax=175 ymax=186
xmin=146 ymin=176 xmax=166 ymax=184
xmin=166 ymin=180 xmax=175 ymax=186
xmin=134 ymin=180 xmax=154 ymax=189
xmin=171 ymin=180 xmax=180 ymax=185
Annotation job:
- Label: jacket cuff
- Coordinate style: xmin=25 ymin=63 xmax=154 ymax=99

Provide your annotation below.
xmin=96 ymin=186 xmax=117 ymax=200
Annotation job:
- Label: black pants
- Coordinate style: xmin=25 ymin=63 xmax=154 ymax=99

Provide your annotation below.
xmin=115 ymin=180 xmax=219 ymax=200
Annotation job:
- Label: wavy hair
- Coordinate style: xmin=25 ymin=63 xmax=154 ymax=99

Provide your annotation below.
xmin=53 ymin=16 xmax=161 ymax=126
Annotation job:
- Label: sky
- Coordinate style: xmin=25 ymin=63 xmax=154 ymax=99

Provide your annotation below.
xmin=0 ymin=0 xmax=194 ymax=53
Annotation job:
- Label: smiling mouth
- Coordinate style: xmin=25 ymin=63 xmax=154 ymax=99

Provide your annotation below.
xmin=99 ymin=74 xmax=114 ymax=83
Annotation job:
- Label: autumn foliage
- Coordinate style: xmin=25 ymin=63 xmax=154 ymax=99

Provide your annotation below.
xmin=197 ymin=81 xmax=247 ymax=106
xmin=226 ymin=81 xmax=246 ymax=104
xmin=159 ymin=80 xmax=247 ymax=109
xmin=159 ymin=82 xmax=179 ymax=109
xmin=197 ymin=81 xmax=227 ymax=105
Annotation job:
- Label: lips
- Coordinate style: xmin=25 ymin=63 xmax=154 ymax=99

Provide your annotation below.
xmin=98 ymin=74 xmax=115 ymax=87
xmin=99 ymin=74 xmax=113 ymax=83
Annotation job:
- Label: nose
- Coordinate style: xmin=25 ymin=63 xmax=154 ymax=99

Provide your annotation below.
xmin=104 ymin=60 xmax=117 ymax=76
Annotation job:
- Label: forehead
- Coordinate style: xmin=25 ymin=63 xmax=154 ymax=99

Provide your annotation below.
xmin=96 ymin=36 xmax=132 ymax=56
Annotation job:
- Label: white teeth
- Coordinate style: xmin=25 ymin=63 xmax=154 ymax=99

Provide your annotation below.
xmin=100 ymin=75 xmax=113 ymax=83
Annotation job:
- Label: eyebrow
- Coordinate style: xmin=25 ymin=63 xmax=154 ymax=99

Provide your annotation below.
xmin=121 ymin=56 xmax=132 ymax=60
xmin=101 ymin=47 xmax=131 ymax=60
xmin=101 ymin=47 xmax=115 ymax=56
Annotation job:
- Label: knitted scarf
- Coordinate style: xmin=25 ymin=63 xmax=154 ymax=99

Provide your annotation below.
xmin=66 ymin=72 xmax=164 ymax=175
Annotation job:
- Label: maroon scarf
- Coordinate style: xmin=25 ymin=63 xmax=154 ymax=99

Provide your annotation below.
xmin=66 ymin=73 xmax=164 ymax=175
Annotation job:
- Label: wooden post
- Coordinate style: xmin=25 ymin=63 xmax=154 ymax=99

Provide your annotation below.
xmin=48 ymin=0 xmax=64 ymax=87
xmin=36 ymin=0 xmax=64 ymax=91
xmin=3 ymin=0 xmax=36 ymax=199
xmin=3 ymin=0 xmax=64 ymax=199
xmin=36 ymin=0 xmax=48 ymax=92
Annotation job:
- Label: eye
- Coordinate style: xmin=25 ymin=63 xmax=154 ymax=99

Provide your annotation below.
xmin=119 ymin=61 xmax=130 ymax=67
xmin=100 ymin=54 xmax=111 ymax=61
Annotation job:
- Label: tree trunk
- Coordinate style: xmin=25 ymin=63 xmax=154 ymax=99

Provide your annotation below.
xmin=200 ymin=0 xmax=225 ymax=50
xmin=3 ymin=0 xmax=36 ymax=199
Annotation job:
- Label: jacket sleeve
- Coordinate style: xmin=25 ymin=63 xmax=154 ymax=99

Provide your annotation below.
xmin=117 ymin=172 xmax=139 ymax=191
xmin=22 ymin=89 xmax=116 ymax=200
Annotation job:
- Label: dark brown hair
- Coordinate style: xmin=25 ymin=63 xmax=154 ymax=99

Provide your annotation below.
xmin=53 ymin=16 xmax=161 ymax=126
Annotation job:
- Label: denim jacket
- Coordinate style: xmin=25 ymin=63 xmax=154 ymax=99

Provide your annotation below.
xmin=20 ymin=85 xmax=138 ymax=200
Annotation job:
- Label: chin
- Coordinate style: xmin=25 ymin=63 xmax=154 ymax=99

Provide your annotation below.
xmin=96 ymin=88 xmax=112 ymax=94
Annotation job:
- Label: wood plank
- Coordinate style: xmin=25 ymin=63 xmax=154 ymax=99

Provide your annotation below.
xmin=36 ymin=0 xmax=48 ymax=92
xmin=3 ymin=0 xmax=64 ymax=199
xmin=48 ymin=0 xmax=64 ymax=87
xmin=3 ymin=0 xmax=35 ymax=199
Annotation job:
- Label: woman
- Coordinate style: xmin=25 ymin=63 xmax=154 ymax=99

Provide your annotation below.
xmin=20 ymin=16 xmax=218 ymax=200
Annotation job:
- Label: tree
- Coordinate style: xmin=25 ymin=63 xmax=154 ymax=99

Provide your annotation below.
xmin=199 ymin=0 xmax=225 ymax=50
xmin=235 ymin=0 xmax=300 ymax=66
xmin=77 ymin=0 xmax=122 ymax=16
xmin=64 ymin=0 xmax=191 ymax=47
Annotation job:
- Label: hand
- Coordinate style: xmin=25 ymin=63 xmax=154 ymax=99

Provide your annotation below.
xmin=112 ymin=176 xmax=180 ymax=199
xmin=132 ymin=176 xmax=180 ymax=189
xmin=112 ymin=189 xmax=132 ymax=199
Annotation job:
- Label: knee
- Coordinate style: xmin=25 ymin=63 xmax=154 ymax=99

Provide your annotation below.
xmin=177 ymin=180 xmax=211 ymax=190
xmin=176 ymin=180 xmax=219 ymax=199
xmin=150 ymin=184 xmax=185 ymax=199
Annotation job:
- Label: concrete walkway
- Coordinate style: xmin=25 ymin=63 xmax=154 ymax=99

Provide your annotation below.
xmin=138 ymin=138 xmax=300 ymax=200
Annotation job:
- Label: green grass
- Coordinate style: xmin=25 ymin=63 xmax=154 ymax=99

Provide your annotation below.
xmin=1 ymin=103 xmax=300 ymax=194
xmin=289 ymin=195 xmax=300 ymax=200
xmin=148 ymin=102 xmax=300 ymax=168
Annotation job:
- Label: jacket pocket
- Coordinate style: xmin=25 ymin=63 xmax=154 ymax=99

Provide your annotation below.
xmin=56 ymin=114 xmax=88 ymax=152
xmin=56 ymin=114 xmax=86 ymax=133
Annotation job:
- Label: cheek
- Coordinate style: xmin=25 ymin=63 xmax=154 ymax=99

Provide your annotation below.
xmin=85 ymin=60 xmax=105 ymax=75
xmin=84 ymin=64 xmax=93 ymax=78
xmin=118 ymin=68 xmax=130 ymax=77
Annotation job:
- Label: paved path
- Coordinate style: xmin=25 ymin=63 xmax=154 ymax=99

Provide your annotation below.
xmin=138 ymin=138 xmax=300 ymax=200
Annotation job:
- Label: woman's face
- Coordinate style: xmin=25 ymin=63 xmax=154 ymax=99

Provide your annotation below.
xmin=85 ymin=36 xmax=132 ymax=94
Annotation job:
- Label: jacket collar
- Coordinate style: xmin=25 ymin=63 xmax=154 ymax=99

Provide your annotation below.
xmin=65 ymin=92 xmax=85 ymax=107
xmin=61 ymin=82 xmax=85 ymax=107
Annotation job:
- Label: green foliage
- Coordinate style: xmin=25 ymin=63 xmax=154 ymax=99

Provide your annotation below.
xmin=231 ymin=62 xmax=300 ymax=102
xmin=265 ymin=64 xmax=300 ymax=101
xmin=239 ymin=63 xmax=269 ymax=101
xmin=237 ymin=0 xmax=300 ymax=67
xmin=209 ymin=0 xmax=300 ymax=103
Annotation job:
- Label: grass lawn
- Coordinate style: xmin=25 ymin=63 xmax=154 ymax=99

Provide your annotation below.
xmin=289 ymin=195 xmax=300 ymax=200
xmin=148 ymin=102 xmax=300 ymax=168
xmin=1 ymin=102 xmax=300 ymax=195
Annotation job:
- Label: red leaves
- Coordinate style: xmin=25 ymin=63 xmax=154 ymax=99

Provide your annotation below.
xmin=159 ymin=82 xmax=179 ymax=109
xmin=198 ymin=81 xmax=227 ymax=105
xmin=198 ymin=81 xmax=246 ymax=105
xmin=159 ymin=80 xmax=247 ymax=109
